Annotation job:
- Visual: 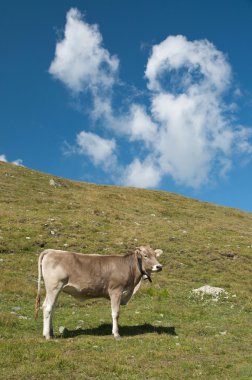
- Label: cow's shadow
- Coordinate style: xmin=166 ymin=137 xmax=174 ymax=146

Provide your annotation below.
xmin=60 ymin=323 xmax=177 ymax=338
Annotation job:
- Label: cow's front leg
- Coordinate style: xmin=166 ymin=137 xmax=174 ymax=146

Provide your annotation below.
xmin=109 ymin=291 xmax=122 ymax=340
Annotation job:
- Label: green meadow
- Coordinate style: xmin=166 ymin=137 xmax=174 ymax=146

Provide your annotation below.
xmin=0 ymin=161 xmax=252 ymax=379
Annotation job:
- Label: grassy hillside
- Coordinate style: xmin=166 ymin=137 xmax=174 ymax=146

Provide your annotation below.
xmin=0 ymin=161 xmax=252 ymax=379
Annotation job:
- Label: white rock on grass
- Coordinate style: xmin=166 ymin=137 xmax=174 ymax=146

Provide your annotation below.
xmin=12 ymin=306 xmax=21 ymax=312
xmin=192 ymin=285 xmax=228 ymax=300
xmin=49 ymin=179 xmax=56 ymax=186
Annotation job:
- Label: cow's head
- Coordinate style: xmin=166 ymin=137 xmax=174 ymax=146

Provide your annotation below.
xmin=135 ymin=246 xmax=163 ymax=281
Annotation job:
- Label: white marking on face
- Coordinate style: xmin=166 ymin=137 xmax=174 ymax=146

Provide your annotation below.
xmin=152 ymin=264 xmax=162 ymax=272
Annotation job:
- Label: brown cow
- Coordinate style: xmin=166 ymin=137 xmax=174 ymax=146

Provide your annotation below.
xmin=35 ymin=246 xmax=163 ymax=340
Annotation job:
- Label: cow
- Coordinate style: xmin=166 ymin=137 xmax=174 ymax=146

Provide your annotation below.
xmin=35 ymin=246 xmax=163 ymax=340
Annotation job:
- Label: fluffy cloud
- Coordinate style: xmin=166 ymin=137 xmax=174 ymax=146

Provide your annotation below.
xmin=145 ymin=35 xmax=231 ymax=93
xmin=0 ymin=154 xmax=7 ymax=162
xmin=50 ymin=9 xmax=252 ymax=189
xmin=128 ymin=35 xmax=251 ymax=188
xmin=12 ymin=159 xmax=24 ymax=166
xmin=124 ymin=105 xmax=158 ymax=144
xmin=0 ymin=154 xmax=23 ymax=166
xmin=122 ymin=158 xmax=161 ymax=188
xmin=76 ymin=131 xmax=117 ymax=169
xmin=49 ymin=8 xmax=118 ymax=93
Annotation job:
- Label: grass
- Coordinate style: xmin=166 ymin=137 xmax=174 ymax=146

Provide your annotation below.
xmin=0 ymin=161 xmax=252 ymax=379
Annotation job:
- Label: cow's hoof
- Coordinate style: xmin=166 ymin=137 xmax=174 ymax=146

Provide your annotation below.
xmin=114 ymin=335 xmax=122 ymax=341
xmin=44 ymin=336 xmax=52 ymax=340
xmin=43 ymin=334 xmax=53 ymax=340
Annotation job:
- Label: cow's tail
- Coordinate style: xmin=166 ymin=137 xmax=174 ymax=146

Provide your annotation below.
xmin=34 ymin=250 xmax=47 ymax=320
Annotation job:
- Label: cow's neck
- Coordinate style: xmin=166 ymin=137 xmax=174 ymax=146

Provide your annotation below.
xmin=136 ymin=256 xmax=152 ymax=283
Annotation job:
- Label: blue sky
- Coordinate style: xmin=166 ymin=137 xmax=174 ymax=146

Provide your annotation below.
xmin=1 ymin=0 xmax=252 ymax=212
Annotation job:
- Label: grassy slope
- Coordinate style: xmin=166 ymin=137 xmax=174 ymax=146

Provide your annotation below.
xmin=0 ymin=161 xmax=252 ymax=379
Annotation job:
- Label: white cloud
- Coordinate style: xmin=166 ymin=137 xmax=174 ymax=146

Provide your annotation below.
xmin=136 ymin=35 xmax=251 ymax=188
xmin=50 ymin=10 xmax=252 ymax=189
xmin=124 ymin=105 xmax=158 ymax=143
xmin=145 ymin=35 xmax=231 ymax=93
xmin=49 ymin=8 xmax=119 ymax=93
xmin=122 ymin=158 xmax=161 ymax=188
xmin=0 ymin=154 xmax=23 ymax=166
xmin=121 ymin=36 xmax=251 ymax=188
xmin=76 ymin=131 xmax=117 ymax=169
xmin=12 ymin=159 xmax=24 ymax=166
xmin=0 ymin=154 xmax=7 ymax=162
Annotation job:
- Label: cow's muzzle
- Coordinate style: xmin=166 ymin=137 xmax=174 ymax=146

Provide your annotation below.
xmin=152 ymin=264 xmax=162 ymax=272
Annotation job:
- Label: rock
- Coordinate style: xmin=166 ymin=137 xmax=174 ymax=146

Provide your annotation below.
xmin=192 ymin=285 xmax=228 ymax=300
xmin=169 ymin=237 xmax=176 ymax=241
xmin=19 ymin=315 xmax=29 ymax=320
xmin=12 ymin=306 xmax=21 ymax=312
xmin=49 ymin=179 xmax=56 ymax=186
xmin=49 ymin=179 xmax=61 ymax=187
xmin=221 ymin=251 xmax=235 ymax=258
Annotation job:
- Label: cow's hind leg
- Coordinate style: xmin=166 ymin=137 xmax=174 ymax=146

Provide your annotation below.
xmin=43 ymin=283 xmax=63 ymax=340
xmin=110 ymin=291 xmax=122 ymax=340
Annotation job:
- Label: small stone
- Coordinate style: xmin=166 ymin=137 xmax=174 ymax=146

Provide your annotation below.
xmin=49 ymin=179 xmax=56 ymax=186
xmin=12 ymin=306 xmax=21 ymax=312
xmin=26 ymin=237 xmax=31 ymax=240
xmin=221 ymin=252 xmax=235 ymax=258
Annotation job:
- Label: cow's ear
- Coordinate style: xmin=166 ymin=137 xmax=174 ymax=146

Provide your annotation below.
xmin=135 ymin=248 xmax=141 ymax=257
xmin=155 ymin=249 xmax=163 ymax=257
